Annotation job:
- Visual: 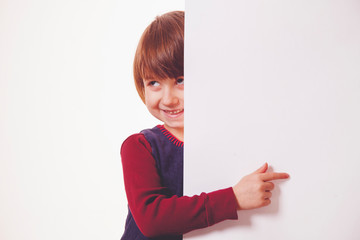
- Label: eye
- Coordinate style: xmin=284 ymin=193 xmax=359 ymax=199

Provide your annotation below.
xmin=149 ymin=81 xmax=160 ymax=87
xmin=176 ymin=77 xmax=184 ymax=85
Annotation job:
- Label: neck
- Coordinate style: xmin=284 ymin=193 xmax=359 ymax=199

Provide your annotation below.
xmin=164 ymin=125 xmax=184 ymax=142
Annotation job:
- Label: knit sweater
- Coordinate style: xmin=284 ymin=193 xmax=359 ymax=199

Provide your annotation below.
xmin=120 ymin=125 xmax=238 ymax=239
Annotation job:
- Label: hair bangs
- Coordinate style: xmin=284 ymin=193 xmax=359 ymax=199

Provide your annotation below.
xmin=140 ymin=18 xmax=183 ymax=80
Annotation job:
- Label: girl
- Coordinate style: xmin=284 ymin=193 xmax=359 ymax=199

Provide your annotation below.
xmin=121 ymin=11 xmax=289 ymax=240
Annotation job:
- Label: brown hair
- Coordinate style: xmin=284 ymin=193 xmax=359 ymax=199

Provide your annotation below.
xmin=133 ymin=11 xmax=184 ymax=103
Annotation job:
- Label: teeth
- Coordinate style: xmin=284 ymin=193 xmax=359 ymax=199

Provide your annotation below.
xmin=166 ymin=109 xmax=183 ymax=114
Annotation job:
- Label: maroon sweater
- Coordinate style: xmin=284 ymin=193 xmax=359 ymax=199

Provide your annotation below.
xmin=121 ymin=125 xmax=238 ymax=239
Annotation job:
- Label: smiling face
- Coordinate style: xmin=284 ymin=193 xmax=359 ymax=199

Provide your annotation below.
xmin=144 ymin=76 xmax=184 ymax=140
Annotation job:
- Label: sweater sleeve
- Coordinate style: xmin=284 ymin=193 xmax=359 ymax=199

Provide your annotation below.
xmin=121 ymin=133 xmax=238 ymax=237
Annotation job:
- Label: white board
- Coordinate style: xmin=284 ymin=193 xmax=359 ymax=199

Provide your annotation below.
xmin=184 ymin=0 xmax=360 ymax=239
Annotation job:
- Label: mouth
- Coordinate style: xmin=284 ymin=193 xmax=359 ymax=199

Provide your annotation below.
xmin=162 ymin=109 xmax=184 ymax=117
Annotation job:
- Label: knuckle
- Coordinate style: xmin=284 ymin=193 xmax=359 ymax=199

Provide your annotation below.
xmin=266 ymin=182 xmax=275 ymax=191
xmin=255 ymin=183 xmax=263 ymax=191
xmin=271 ymin=173 xmax=278 ymax=179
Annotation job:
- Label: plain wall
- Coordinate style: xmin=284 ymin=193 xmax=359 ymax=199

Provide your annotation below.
xmin=0 ymin=1 xmax=184 ymax=239
xmin=184 ymin=0 xmax=360 ymax=239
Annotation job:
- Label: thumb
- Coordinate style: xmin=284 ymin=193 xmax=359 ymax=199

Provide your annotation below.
xmin=253 ymin=162 xmax=268 ymax=174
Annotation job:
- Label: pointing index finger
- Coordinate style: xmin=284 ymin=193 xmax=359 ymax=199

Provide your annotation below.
xmin=260 ymin=172 xmax=290 ymax=182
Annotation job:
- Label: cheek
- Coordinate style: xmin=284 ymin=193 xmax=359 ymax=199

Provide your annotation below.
xmin=178 ymin=92 xmax=184 ymax=103
xmin=143 ymin=90 xmax=151 ymax=104
xmin=144 ymin=94 xmax=157 ymax=110
xmin=144 ymin=100 xmax=152 ymax=111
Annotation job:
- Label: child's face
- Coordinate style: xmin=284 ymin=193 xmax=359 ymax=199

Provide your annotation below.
xmin=143 ymin=77 xmax=184 ymax=136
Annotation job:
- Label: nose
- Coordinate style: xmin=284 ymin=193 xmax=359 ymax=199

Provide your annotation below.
xmin=162 ymin=87 xmax=179 ymax=107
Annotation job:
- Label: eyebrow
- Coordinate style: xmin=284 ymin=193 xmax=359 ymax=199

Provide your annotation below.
xmin=143 ymin=79 xmax=158 ymax=83
xmin=143 ymin=78 xmax=166 ymax=83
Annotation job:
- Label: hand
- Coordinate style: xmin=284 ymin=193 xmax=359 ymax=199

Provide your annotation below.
xmin=232 ymin=163 xmax=289 ymax=210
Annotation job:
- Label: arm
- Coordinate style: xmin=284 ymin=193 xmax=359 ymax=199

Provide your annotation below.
xmin=121 ymin=134 xmax=238 ymax=237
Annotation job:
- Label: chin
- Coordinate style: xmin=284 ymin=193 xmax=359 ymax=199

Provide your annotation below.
xmin=165 ymin=122 xmax=184 ymax=130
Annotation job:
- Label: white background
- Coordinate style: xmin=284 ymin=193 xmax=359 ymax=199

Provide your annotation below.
xmin=185 ymin=0 xmax=360 ymax=239
xmin=0 ymin=1 xmax=184 ymax=239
